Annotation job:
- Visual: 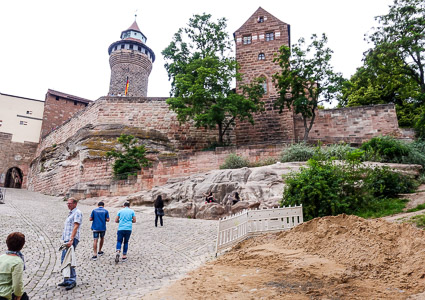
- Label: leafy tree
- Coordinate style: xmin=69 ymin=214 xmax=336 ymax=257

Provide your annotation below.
xmin=366 ymin=0 xmax=425 ymax=101
xmin=106 ymin=134 xmax=151 ymax=180
xmin=162 ymin=13 xmax=265 ymax=145
xmin=273 ymin=34 xmax=344 ymax=141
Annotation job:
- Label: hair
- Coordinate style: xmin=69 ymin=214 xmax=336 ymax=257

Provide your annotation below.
xmin=124 ymin=202 xmax=130 ymax=207
xmin=234 ymin=192 xmax=239 ymax=199
xmin=67 ymin=197 xmax=78 ymax=204
xmin=98 ymin=201 xmax=105 ymax=207
xmin=154 ymin=195 xmax=163 ymax=206
xmin=6 ymin=232 xmax=25 ymax=252
xmin=156 ymin=195 xmax=162 ymax=201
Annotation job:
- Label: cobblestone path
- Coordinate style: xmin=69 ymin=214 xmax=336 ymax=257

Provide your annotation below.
xmin=0 ymin=188 xmax=218 ymax=299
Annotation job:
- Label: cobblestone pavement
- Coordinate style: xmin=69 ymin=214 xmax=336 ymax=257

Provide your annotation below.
xmin=0 ymin=188 xmax=218 ymax=299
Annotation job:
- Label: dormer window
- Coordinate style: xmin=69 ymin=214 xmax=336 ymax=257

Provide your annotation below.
xmin=258 ymin=16 xmax=264 ymax=23
xmin=265 ymin=32 xmax=274 ymax=41
xmin=243 ymin=35 xmax=252 ymax=45
xmin=258 ymin=53 xmax=265 ymax=60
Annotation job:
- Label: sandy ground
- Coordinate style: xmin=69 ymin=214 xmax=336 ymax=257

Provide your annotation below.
xmin=144 ymin=211 xmax=425 ymax=300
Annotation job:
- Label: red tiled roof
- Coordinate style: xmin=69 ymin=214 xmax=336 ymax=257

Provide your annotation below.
xmin=126 ymin=21 xmax=141 ymax=33
xmin=47 ymin=89 xmax=92 ymax=104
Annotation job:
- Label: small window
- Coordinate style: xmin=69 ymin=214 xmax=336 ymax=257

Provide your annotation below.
xmin=134 ymin=32 xmax=137 ymax=36
xmin=20 ymin=121 xmax=27 ymax=125
xmin=258 ymin=53 xmax=265 ymax=60
xmin=74 ymin=101 xmax=78 ymax=105
xmin=121 ymin=44 xmax=125 ymax=49
xmin=55 ymin=96 xmax=59 ymax=101
xmin=265 ymin=32 xmax=274 ymax=41
xmin=261 ymin=79 xmax=268 ymax=94
xmin=26 ymin=110 xmax=32 ymax=115
xmin=243 ymin=35 xmax=252 ymax=45
xmin=258 ymin=16 xmax=264 ymax=23
xmin=138 ymin=46 xmax=141 ymax=51
xmin=130 ymin=45 xmax=134 ymax=50
xmin=0 ymin=120 xmax=2 ymax=126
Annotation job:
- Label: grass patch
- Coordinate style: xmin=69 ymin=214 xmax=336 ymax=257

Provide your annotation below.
xmin=407 ymin=203 xmax=425 ymax=213
xmin=355 ymin=198 xmax=409 ymax=219
xmin=406 ymin=214 xmax=425 ymax=228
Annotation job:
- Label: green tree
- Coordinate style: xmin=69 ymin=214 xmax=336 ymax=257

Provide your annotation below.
xmin=162 ymin=13 xmax=265 ymax=145
xmin=106 ymin=134 xmax=151 ymax=180
xmin=273 ymin=34 xmax=344 ymax=142
xmin=367 ymin=0 xmax=425 ymax=100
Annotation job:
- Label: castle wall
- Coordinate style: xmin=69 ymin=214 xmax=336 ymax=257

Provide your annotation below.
xmin=41 ymin=90 xmax=90 ymax=138
xmin=294 ymin=104 xmax=400 ymax=144
xmin=0 ymin=132 xmax=38 ymax=188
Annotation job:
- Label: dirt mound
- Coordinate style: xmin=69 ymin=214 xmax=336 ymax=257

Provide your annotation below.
xmin=144 ymin=214 xmax=425 ymax=299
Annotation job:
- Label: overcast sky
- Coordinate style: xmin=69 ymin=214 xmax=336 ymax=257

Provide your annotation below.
xmin=0 ymin=0 xmax=393 ymax=104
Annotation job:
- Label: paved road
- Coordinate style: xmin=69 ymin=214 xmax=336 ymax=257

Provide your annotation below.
xmin=0 ymin=188 xmax=218 ymax=299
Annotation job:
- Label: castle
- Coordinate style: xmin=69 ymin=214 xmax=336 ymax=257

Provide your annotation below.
xmin=0 ymin=7 xmax=403 ymax=197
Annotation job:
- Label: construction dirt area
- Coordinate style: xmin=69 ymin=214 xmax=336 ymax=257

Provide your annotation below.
xmin=144 ymin=211 xmax=425 ymax=300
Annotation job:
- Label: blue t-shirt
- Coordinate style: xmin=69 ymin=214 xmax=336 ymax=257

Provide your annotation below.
xmin=117 ymin=207 xmax=135 ymax=231
xmin=90 ymin=207 xmax=110 ymax=231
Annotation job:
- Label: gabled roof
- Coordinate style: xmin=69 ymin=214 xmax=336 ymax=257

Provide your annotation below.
xmin=234 ymin=6 xmax=288 ymax=36
xmin=47 ymin=89 xmax=92 ymax=104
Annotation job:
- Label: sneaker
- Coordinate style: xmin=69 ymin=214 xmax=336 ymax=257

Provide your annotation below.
xmin=65 ymin=282 xmax=76 ymax=291
xmin=97 ymin=251 xmax=104 ymax=257
xmin=122 ymin=257 xmax=128 ymax=262
xmin=91 ymin=255 xmax=97 ymax=261
xmin=58 ymin=282 xmax=68 ymax=287
xmin=115 ymin=252 xmax=120 ymax=263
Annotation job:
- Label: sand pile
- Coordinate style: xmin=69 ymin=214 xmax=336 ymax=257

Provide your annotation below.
xmin=145 ymin=214 xmax=425 ymax=300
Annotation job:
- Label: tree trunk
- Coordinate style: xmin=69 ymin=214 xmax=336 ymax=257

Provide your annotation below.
xmin=302 ymin=110 xmax=316 ymax=142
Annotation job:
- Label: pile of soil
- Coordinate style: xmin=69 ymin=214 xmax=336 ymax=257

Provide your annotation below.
xmin=145 ymin=214 xmax=425 ymax=299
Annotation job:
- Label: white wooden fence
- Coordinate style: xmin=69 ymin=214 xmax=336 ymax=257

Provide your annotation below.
xmin=215 ymin=205 xmax=303 ymax=255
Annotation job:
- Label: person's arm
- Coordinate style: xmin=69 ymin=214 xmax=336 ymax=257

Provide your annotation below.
xmin=11 ymin=262 xmax=24 ymax=300
xmin=66 ymin=222 xmax=80 ymax=247
xmin=89 ymin=211 xmax=94 ymax=221
xmin=106 ymin=211 xmax=110 ymax=222
xmin=132 ymin=213 xmax=136 ymax=223
xmin=115 ymin=216 xmax=119 ymax=223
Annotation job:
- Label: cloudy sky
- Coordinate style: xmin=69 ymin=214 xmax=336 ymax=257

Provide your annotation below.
xmin=0 ymin=0 xmax=393 ymax=104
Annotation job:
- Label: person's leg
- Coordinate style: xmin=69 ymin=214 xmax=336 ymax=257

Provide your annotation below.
xmin=68 ymin=239 xmax=79 ymax=285
xmin=116 ymin=230 xmax=124 ymax=252
xmin=122 ymin=230 xmax=132 ymax=257
xmin=99 ymin=237 xmax=104 ymax=253
xmin=93 ymin=238 xmax=98 ymax=256
xmin=155 ymin=213 xmax=158 ymax=227
xmin=160 ymin=215 xmax=163 ymax=226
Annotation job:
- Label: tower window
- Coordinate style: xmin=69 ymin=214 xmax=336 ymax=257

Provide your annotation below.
xmin=26 ymin=110 xmax=32 ymax=115
xmin=20 ymin=121 xmax=27 ymax=125
xmin=260 ymin=78 xmax=268 ymax=94
xmin=243 ymin=35 xmax=252 ymax=45
xmin=121 ymin=44 xmax=125 ymax=49
xmin=266 ymin=32 xmax=274 ymax=41
xmin=138 ymin=46 xmax=141 ymax=51
xmin=130 ymin=45 xmax=134 ymax=50
xmin=258 ymin=16 xmax=264 ymax=23
xmin=74 ymin=101 xmax=77 ymax=105
xmin=258 ymin=53 xmax=265 ymax=60
xmin=55 ymin=96 xmax=59 ymax=100
xmin=0 ymin=120 xmax=2 ymax=127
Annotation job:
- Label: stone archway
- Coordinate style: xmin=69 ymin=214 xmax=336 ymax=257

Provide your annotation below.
xmin=5 ymin=167 xmax=23 ymax=189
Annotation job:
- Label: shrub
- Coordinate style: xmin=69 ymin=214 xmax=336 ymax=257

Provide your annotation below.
xmin=360 ymin=136 xmax=409 ymax=162
xmin=220 ymin=153 xmax=250 ymax=169
xmin=249 ymin=157 xmax=278 ymax=168
xmin=400 ymin=140 xmax=425 ymax=170
xmin=281 ymin=158 xmax=416 ymax=221
xmin=415 ymin=111 xmax=425 ymax=140
xmin=321 ymin=143 xmax=357 ymax=160
xmin=365 ymin=166 xmax=417 ymax=198
xmin=106 ymin=134 xmax=151 ymax=180
xmin=280 ymin=143 xmax=315 ymax=162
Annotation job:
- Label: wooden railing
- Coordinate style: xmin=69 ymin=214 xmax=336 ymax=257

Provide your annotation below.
xmin=215 ymin=206 xmax=303 ymax=255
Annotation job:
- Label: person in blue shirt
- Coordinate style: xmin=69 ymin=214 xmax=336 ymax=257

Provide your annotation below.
xmin=89 ymin=201 xmax=110 ymax=261
xmin=115 ymin=202 xmax=136 ymax=263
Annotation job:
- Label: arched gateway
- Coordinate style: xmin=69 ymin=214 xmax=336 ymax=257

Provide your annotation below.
xmin=5 ymin=167 xmax=23 ymax=188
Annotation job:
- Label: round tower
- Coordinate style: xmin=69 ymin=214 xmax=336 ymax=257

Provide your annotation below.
xmin=108 ymin=20 xmax=155 ymax=97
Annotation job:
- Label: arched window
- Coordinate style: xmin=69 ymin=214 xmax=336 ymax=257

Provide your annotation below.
xmin=260 ymin=76 xmax=268 ymax=94
xmin=258 ymin=53 xmax=265 ymax=60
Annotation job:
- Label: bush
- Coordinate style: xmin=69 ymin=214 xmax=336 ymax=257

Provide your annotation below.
xmin=360 ymin=136 xmax=409 ymax=162
xmin=220 ymin=154 xmax=250 ymax=169
xmin=400 ymin=140 xmax=425 ymax=170
xmin=280 ymin=143 xmax=315 ymax=162
xmin=365 ymin=167 xmax=417 ymax=198
xmin=249 ymin=157 xmax=277 ymax=168
xmin=321 ymin=143 xmax=357 ymax=160
xmin=415 ymin=111 xmax=425 ymax=140
xmin=281 ymin=158 xmax=416 ymax=221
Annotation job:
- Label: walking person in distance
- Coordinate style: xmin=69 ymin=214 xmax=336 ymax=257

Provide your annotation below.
xmin=89 ymin=201 xmax=110 ymax=261
xmin=115 ymin=202 xmax=136 ymax=263
xmin=154 ymin=195 xmax=164 ymax=227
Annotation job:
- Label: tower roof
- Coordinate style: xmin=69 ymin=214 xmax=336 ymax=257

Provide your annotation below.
xmin=126 ymin=20 xmax=141 ymax=33
xmin=234 ymin=7 xmax=288 ymax=36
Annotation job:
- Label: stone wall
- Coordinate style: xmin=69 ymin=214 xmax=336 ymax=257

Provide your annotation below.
xmin=41 ymin=90 xmax=90 ymax=138
xmin=294 ymin=104 xmax=401 ymax=144
xmin=0 ymin=132 xmax=38 ymax=188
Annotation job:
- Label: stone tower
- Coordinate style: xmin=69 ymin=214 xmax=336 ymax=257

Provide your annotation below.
xmin=234 ymin=7 xmax=295 ymax=144
xmin=108 ymin=20 xmax=155 ymax=97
